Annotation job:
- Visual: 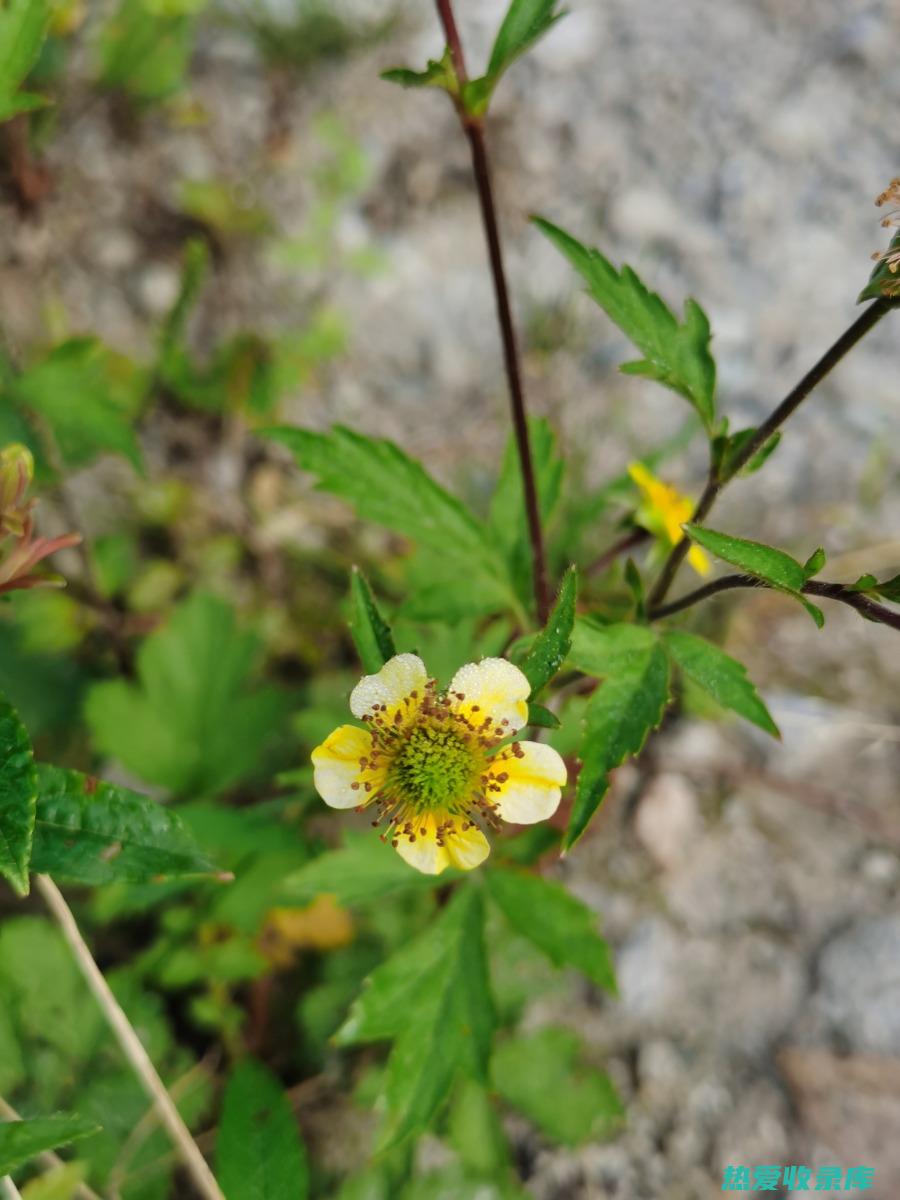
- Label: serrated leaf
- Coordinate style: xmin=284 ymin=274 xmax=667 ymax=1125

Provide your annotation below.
xmin=29 ymin=764 xmax=220 ymax=884
xmin=520 ymin=565 xmax=577 ymax=697
xmin=662 ymin=631 xmax=779 ymax=737
xmin=85 ymin=592 xmax=287 ymax=797
xmin=264 ymin=426 xmax=512 ymax=605
xmin=566 ymin=622 xmax=670 ymax=848
xmin=348 ymin=567 xmax=396 ymax=674
xmin=0 ymin=693 xmax=37 ymax=896
xmin=0 ymin=1115 xmax=99 ymax=1177
xmin=217 ymin=1059 xmax=309 ymax=1200
xmin=277 ymin=831 xmax=443 ymax=908
xmin=684 ymin=525 xmax=825 ymax=627
xmin=0 ymin=0 xmax=49 ymax=122
xmin=336 ymin=888 xmax=493 ymax=1151
xmin=492 ymin=1027 xmax=622 ymax=1145
xmin=534 ymin=218 xmax=716 ymax=430
xmin=486 ymin=866 xmax=616 ymax=991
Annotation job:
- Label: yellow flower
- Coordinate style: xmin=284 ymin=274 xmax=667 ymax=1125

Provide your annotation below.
xmin=311 ymin=654 xmax=567 ymax=876
xmin=258 ymin=896 xmax=354 ymax=967
xmin=627 ymin=462 xmax=710 ymax=577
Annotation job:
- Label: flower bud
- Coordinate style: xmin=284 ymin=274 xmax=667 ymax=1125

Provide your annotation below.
xmin=0 ymin=444 xmax=35 ymax=537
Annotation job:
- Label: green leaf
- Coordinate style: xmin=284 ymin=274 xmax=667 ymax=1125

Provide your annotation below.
xmin=870 ymin=573 xmax=900 ymax=602
xmin=277 ymin=832 xmax=443 ymax=908
xmin=97 ymin=0 xmax=195 ymax=103
xmin=29 ymin=764 xmax=220 ymax=884
xmin=566 ymin=622 xmax=670 ymax=849
xmin=264 ymin=426 xmax=510 ymax=601
xmin=462 ymin=0 xmax=566 ymax=114
xmin=520 ymin=565 xmax=577 ymax=697
xmin=486 ymin=866 xmax=616 ymax=992
xmin=0 ymin=1115 xmax=100 ymax=1177
xmin=0 ymin=0 xmax=49 ymax=123
xmin=534 ymin=218 xmax=716 ymax=430
xmin=661 ymin=631 xmax=779 ymax=737
xmin=684 ymin=525 xmax=825 ymax=627
xmin=526 ymin=702 xmax=560 ymax=729
xmin=492 ymin=1028 xmax=622 ymax=1145
xmin=716 ymin=427 xmax=781 ymax=478
xmin=487 ymin=0 xmax=566 ymax=77
xmin=381 ymin=50 xmax=455 ymax=93
xmin=336 ymin=888 xmax=493 ymax=1151
xmin=348 ymin=567 xmax=396 ymax=674
xmin=0 ymin=693 xmax=37 ymax=896
xmin=496 ymin=823 xmax=560 ymax=866
xmin=803 ymin=547 xmax=826 ymax=578
xmin=85 ymin=592 xmax=287 ymax=797
xmin=10 ymin=338 xmax=143 ymax=470
xmin=217 ymin=1059 xmax=309 ymax=1200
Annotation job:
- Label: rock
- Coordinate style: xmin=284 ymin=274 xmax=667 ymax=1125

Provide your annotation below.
xmin=136 ymin=262 xmax=181 ymax=316
xmin=814 ymin=915 xmax=900 ymax=1054
xmin=634 ymin=773 xmax=703 ymax=870
xmin=664 ymin=825 xmax=796 ymax=934
xmin=780 ymin=1048 xmax=900 ymax=1200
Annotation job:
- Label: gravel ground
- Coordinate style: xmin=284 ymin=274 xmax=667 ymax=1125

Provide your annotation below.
xmin=3 ymin=1 xmax=900 ymax=1196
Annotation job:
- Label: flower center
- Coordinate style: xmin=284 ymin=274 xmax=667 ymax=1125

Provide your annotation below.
xmin=387 ymin=722 xmax=479 ymax=813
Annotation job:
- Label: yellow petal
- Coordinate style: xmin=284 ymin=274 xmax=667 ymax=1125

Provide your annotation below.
xmin=627 ymin=461 xmax=655 ymax=490
xmin=444 ymin=822 xmax=491 ymax=871
xmin=393 ymin=812 xmax=451 ymax=875
xmin=687 ymin=543 xmax=711 ymax=576
xmin=349 ymin=653 xmax=427 ymax=726
xmin=392 ymin=811 xmax=491 ymax=875
xmin=448 ymin=657 xmax=530 ymax=735
xmin=311 ymin=724 xmax=379 ymax=809
xmin=488 ymin=741 xmax=566 ymax=824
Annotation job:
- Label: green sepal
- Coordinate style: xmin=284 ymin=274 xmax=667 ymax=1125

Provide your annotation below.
xmin=348 ymin=566 xmax=396 ymax=674
xmin=858 ymin=229 xmax=900 ymax=303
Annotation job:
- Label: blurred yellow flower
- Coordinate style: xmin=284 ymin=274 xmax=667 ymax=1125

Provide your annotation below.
xmin=628 ymin=462 xmax=710 ymax=577
xmin=259 ymin=896 xmax=354 ymax=968
xmin=311 ymin=654 xmax=567 ymax=876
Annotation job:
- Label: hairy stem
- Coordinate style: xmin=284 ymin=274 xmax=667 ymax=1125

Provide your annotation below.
xmin=648 ymin=572 xmax=900 ymax=631
xmin=647 ymin=298 xmax=892 ymax=608
xmin=434 ymin=0 xmax=551 ymax=622
xmin=35 ymin=877 xmax=224 ymax=1200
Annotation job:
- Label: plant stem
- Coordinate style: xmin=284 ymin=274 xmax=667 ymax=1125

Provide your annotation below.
xmin=35 ymin=876 xmax=224 ymax=1200
xmin=586 ymin=527 xmax=651 ymax=576
xmin=647 ymin=297 xmax=892 ymax=608
xmin=0 ymin=1097 xmax=102 ymax=1200
xmin=648 ymin=571 xmax=900 ymax=631
xmin=1 ymin=1176 xmax=23 ymax=1200
xmin=434 ymin=0 xmax=550 ymax=623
